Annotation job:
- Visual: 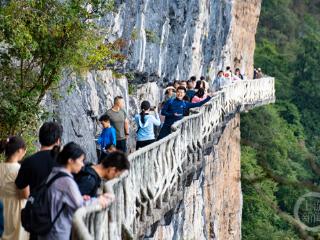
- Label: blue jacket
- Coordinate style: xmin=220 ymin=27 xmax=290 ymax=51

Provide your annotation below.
xmin=161 ymin=96 xmax=211 ymax=126
xmin=97 ymin=127 xmax=116 ymax=149
xmin=134 ymin=113 xmax=161 ymax=141
xmin=186 ymin=89 xmax=196 ymax=99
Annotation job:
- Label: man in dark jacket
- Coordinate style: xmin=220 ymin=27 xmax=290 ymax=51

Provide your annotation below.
xmin=75 ymin=151 xmax=130 ymax=197
xmin=157 ymin=86 xmax=211 ymax=140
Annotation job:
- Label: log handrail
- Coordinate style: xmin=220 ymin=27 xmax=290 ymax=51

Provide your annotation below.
xmin=72 ymin=77 xmax=275 ymax=240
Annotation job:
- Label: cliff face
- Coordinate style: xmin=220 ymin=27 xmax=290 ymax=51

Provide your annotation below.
xmin=227 ymin=0 xmax=262 ymax=77
xmin=49 ymin=0 xmax=261 ymax=161
xmin=150 ymin=115 xmax=241 ymax=240
xmin=49 ymin=1 xmax=262 ymax=239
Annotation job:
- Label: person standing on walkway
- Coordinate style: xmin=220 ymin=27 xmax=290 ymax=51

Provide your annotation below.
xmin=191 ymin=88 xmax=207 ymax=103
xmin=15 ymin=122 xmax=63 ymax=194
xmin=106 ymin=96 xmax=129 ymax=153
xmin=134 ymin=101 xmax=161 ymax=150
xmin=15 ymin=121 xmax=62 ymax=240
xmin=0 ymin=136 xmax=29 ymax=240
xmin=157 ymin=86 xmax=212 ymax=140
xmin=97 ymin=114 xmax=116 ymax=161
xmin=38 ymin=142 xmax=112 ymax=240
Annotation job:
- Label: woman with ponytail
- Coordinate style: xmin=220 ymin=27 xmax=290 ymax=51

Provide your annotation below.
xmin=39 ymin=142 xmax=112 ymax=240
xmin=134 ymin=100 xmax=161 ymax=150
xmin=0 ymin=136 xmax=29 ymax=240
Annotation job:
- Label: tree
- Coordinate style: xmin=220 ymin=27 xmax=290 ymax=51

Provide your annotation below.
xmin=242 ymin=1 xmax=320 ymax=238
xmin=0 ymin=0 xmax=125 ymax=138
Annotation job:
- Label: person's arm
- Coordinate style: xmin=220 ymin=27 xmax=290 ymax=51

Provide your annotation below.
xmin=65 ymin=178 xmax=87 ymax=209
xmin=15 ymin=161 xmax=29 ymax=190
xmin=186 ymin=96 xmax=211 ymax=109
xmin=191 ymin=96 xmax=199 ymax=103
xmin=124 ymin=118 xmax=129 ymax=136
xmin=152 ymin=112 xmax=161 ymax=126
xmin=161 ymin=100 xmax=174 ymax=117
xmin=97 ymin=131 xmax=103 ymax=146
xmin=18 ymin=186 xmax=29 ymax=199
xmin=111 ymin=128 xmax=117 ymax=145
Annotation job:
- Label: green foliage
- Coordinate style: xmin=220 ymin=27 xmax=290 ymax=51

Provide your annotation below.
xmin=0 ymin=0 xmax=125 ymax=139
xmin=242 ymin=0 xmax=320 ymax=238
xmin=145 ymin=29 xmax=159 ymax=43
xmin=131 ymin=28 xmax=138 ymax=40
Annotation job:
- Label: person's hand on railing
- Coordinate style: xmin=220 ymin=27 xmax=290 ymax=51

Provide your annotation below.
xmin=98 ymin=193 xmax=115 ymax=208
xmin=83 ymin=195 xmax=91 ymax=201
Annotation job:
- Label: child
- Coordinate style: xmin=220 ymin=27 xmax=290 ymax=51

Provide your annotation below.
xmin=97 ymin=114 xmax=116 ymax=161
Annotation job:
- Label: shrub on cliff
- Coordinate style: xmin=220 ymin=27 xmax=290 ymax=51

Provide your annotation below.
xmin=0 ymin=0 xmax=125 ymax=138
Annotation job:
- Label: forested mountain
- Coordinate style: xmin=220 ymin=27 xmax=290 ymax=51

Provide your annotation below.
xmin=241 ymin=0 xmax=320 ymax=239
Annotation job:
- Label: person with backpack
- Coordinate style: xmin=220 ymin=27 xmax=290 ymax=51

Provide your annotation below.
xmin=75 ymin=151 xmax=130 ymax=197
xmin=157 ymin=86 xmax=212 ymax=140
xmin=134 ymin=101 xmax=161 ymax=150
xmin=15 ymin=122 xmax=63 ymax=194
xmin=0 ymin=136 xmax=29 ymax=240
xmin=26 ymin=142 xmax=112 ymax=240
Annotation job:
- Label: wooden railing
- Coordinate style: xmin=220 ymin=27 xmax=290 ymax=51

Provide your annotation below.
xmin=72 ymin=77 xmax=275 ymax=240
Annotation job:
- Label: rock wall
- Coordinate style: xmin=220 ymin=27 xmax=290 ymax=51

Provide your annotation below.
xmin=225 ymin=0 xmax=262 ymax=77
xmin=149 ymin=114 xmax=242 ymax=240
xmin=48 ymin=1 xmax=261 ymax=235
xmin=50 ymin=0 xmax=262 ymax=162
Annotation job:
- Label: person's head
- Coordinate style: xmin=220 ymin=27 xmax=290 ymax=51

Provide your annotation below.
xmin=226 ymin=66 xmax=231 ymax=71
xmin=180 ymin=80 xmax=187 ymax=88
xmin=200 ymin=76 xmax=205 ymax=81
xmin=195 ymin=80 xmax=202 ymax=90
xmin=196 ymin=88 xmax=205 ymax=98
xmin=53 ymin=142 xmax=86 ymax=174
xmin=173 ymin=80 xmax=180 ymax=89
xmin=140 ymin=100 xmax=151 ymax=112
xmin=187 ymin=80 xmax=194 ymax=90
xmin=217 ymin=70 xmax=224 ymax=77
xmin=105 ymin=144 xmax=117 ymax=153
xmin=100 ymin=151 xmax=130 ymax=180
xmin=176 ymin=86 xmax=186 ymax=100
xmin=190 ymin=76 xmax=196 ymax=82
xmin=99 ymin=114 xmax=111 ymax=128
xmin=258 ymin=68 xmax=262 ymax=72
xmin=165 ymin=86 xmax=175 ymax=96
xmin=114 ymin=96 xmax=125 ymax=109
xmin=235 ymin=68 xmax=241 ymax=75
xmin=140 ymin=100 xmax=151 ymax=124
xmin=39 ymin=121 xmax=63 ymax=148
xmin=0 ymin=136 xmax=26 ymax=161
xmin=201 ymin=80 xmax=208 ymax=90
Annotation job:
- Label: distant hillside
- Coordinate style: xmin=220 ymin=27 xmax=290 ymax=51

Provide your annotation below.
xmin=241 ymin=0 xmax=320 ymax=239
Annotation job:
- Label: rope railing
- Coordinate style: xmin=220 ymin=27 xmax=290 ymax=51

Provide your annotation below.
xmin=72 ymin=77 xmax=275 ymax=240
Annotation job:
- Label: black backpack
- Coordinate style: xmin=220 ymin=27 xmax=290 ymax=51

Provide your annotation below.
xmin=21 ymin=172 xmax=70 ymax=235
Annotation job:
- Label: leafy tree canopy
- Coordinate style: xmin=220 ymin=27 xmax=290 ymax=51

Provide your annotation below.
xmin=0 ymin=0 xmax=125 ymax=138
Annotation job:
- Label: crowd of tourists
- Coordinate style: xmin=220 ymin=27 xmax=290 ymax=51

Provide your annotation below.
xmin=0 ymin=122 xmax=129 ymax=240
xmin=0 ymin=66 xmax=261 ymax=239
